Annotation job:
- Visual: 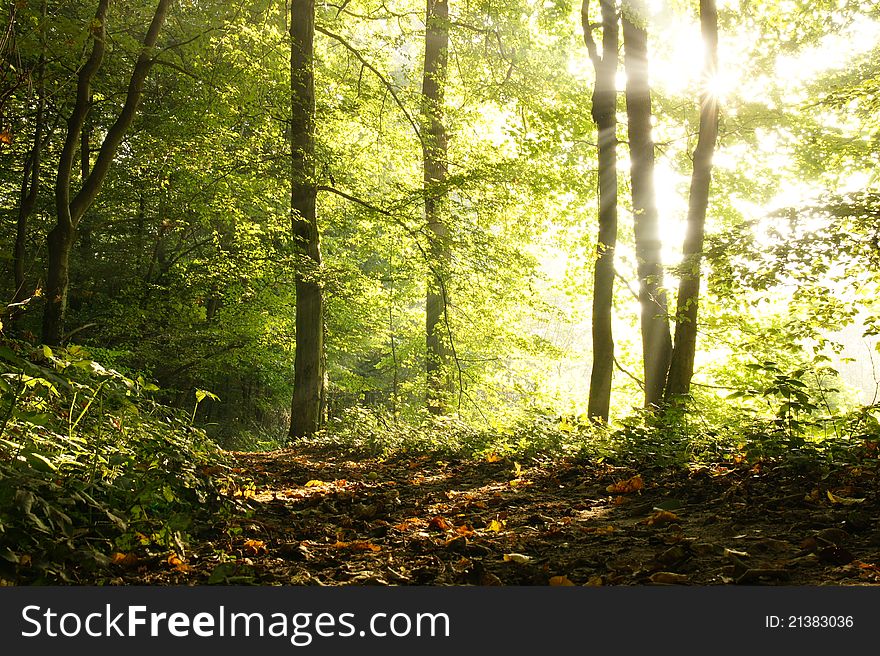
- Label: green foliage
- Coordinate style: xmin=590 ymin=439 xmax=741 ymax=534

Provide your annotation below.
xmin=0 ymin=341 xmax=234 ymax=583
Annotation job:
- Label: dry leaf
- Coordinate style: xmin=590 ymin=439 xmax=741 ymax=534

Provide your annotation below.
xmin=549 ymin=575 xmax=575 ymax=586
xmin=243 ymin=539 xmax=267 ymax=555
xmin=826 ymin=490 xmax=865 ymax=506
xmin=645 ymin=510 xmax=680 ymax=527
xmin=166 ymin=553 xmax=190 ymax=572
xmin=585 ymin=575 xmax=603 ymax=587
xmin=503 ymin=553 xmax=531 ymax=564
xmin=428 ymin=515 xmax=451 ymax=531
xmin=487 ymin=519 xmax=505 ymax=532
xmin=111 ymin=552 xmax=138 ymax=567
xmin=0 ymin=131 xmax=12 ymax=145
xmin=650 ymin=571 xmax=689 ymax=584
xmin=305 ymin=480 xmax=327 ymax=487
xmin=454 ymin=524 xmax=475 ymax=537
xmin=606 ymin=474 xmax=644 ymax=494
xmin=332 ymin=540 xmax=381 ymax=553
xmin=485 ymin=453 xmax=503 ymax=463
xmin=583 ymin=525 xmax=615 ymax=535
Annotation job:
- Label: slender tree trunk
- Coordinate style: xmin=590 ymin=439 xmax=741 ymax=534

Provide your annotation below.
xmin=665 ymin=0 xmax=719 ymax=401
xmin=42 ymin=0 xmax=171 ymax=345
xmin=11 ymin=0 xmax=46 ymax=321
xmin=289 ymin=0 xmax=325 ymax=438
xmin=423 ymin=0 xmax=452 ymax=414
xmin=584 ymin=0 xmax=619 ymax=423
xmin=622 ymin=2 xmax=671 ymax=408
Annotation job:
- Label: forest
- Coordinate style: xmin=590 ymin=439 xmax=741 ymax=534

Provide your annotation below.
xmin=0 ymin=0 xmax=879 ymax=586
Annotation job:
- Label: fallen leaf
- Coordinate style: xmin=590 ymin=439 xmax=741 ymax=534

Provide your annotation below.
xmin=166 ymin=553 xmax=191 ymax=572
xmin=645 ymin=510 xmax=680 ymax=526
xmin=503 ymin=553 xmax=531 ymax=564
xmin=243 ymin=539 xmax=267 ymax=556
xmin=585 ymin=575 xmax=603 ymax=587
xmin=305 ymin=480 xmax=327 ymax=487
xmin=428 ymin=515 xmax=451 ymax=531
xmin=826 ymin=490 xmax=865 ymax=506
xmin=454 ymin=524 xmax=475 ymax=537
xmin=333 ymin=540 xmax=381 ymax=553
xmin=583 ymin=525 xmax=615 ymax=535
xmin=485 ymin=453 xmax=503 ymax=463
xmin=549 ymin=575 xmax=575 ymax=586
xmin=111 ymin=552 xmax=138 ymax=567
xmin=0 ymin=131 xmax=12 ymax=145
xmin=650 ymin=572 xmax=689 ymax=585
xmin=487 ymin=519 xmax=505 ymax=532
xmin=606 ymin=474 xmax=644 ymax=494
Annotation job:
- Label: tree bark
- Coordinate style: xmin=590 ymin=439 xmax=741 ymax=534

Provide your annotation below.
xmin=42 ymin=0 xmax=171 ymax=345
xmin=622 ymin=3 xmax=672 ymax=409
xmin=11 ymin=0 xmax=47 ymax=323
xmin=289 ymin=0 xmax=325 ymax=438
xmin=665 ymin=0 xmax=719 ymax=401
xmin=422 ymin=0 xmax=453 ymax=414
xmin=584 ymin=0 xmax=619 ymax=423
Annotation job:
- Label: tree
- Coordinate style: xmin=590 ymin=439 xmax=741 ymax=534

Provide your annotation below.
xmin=622 ymin=0 xmax=671 ymax=408
xmin=289 ymin=0 xmax=325 ymax=438
xmin=42 ymin=0 xmax=172 ymax=345
xmin=10 ymin=0 xmax=48 ymax=330
xmin=665 ymin=0 xmax=720 ymax=401
xmin=422 ymin=0 xmax=453 ymax=414
xmin=583 ymin=0 xmax=619 ymax=423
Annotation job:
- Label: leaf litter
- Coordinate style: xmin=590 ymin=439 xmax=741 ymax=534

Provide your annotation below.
xmin=67 ymin=446 xmax=880 ymax=586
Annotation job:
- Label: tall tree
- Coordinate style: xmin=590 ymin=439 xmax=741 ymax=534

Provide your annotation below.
xmin=583 ymin=0 xmax=619 ymax=422
xmin=665 ymin=0 xmax=719 ymax=400
xmin=422 ymin=0 xmax=453 ymax=414
xmin=11 ymin=0 xmax=48 ymax=328
xmin=289 ymin=0 xmax=325 ymax=438
xmin=42 ymin=0 xmax=172 ymax=345
xmin=622 ymin=0 xmax=671 ymax=408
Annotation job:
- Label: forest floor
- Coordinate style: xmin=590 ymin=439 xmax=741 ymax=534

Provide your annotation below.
xmin=104 ymin=446 xmax=880 ymax=586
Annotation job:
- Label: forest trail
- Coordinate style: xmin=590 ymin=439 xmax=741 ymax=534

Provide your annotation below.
xmin=112 ymin=448 xmax=880 ymax=586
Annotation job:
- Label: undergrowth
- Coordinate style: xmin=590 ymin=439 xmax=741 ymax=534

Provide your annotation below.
xmin=305 ymin=402 xmax=879 ymax=471
xmin=0 ymin=341 xmax=237 ymax=583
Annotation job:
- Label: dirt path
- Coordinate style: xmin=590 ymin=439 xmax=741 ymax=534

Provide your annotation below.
xmin=113 ymin=447 xmax=880 ymax=585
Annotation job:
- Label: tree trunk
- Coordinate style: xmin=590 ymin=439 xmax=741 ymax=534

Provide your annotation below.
xmin=289 ymin=0 xmax=325 ymax=438
xmin=584 ymin=0 xmax=619 ymax=423
xmin=622 ymin=3 xmax=672 ymax=409
xmin=665 ymin=0 xmax=719 ymax=401
xmin=423 ymin=0 xmax=452 ymax=414
xmin=42 ymin=0 xmax=171 ymax=344
xmin=11 ymin=0 xmax=48 ymax=325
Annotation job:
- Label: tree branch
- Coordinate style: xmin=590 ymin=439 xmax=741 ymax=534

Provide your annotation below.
xmin=315 ymin=24 xmax=422 ymax=145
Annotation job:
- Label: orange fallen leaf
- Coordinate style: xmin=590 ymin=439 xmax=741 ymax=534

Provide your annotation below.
xmin=485 ymin=453 xmax=503 ymax=463
xmin=429 ymin=515 xmax=451 ymax=531
xmin=0 ymin=131 xmax=12 ymax=145
xmin=243 ymin=539 xmax=267 ymax=555
xmin=645 ymin=510 xmax=680 ymax=527
xmin=166 ymin=553 xmax=191 ymax=572
xmin=606 ymin=474 xmax=644 ymax=494
xmin=583 ymin=525 xmax=615 ymax=535
xmin=549 ymin=575 xmax=575 ymax=586
xmin=333 ymin=540 xmax=381 ymax=553
xmin=305 ymin=480 xmax=327 ymax=487
xmin=454 ymin=524 xmax=475 ymax=537
xmin=111 ymin=552 xmax=138 ymax=567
